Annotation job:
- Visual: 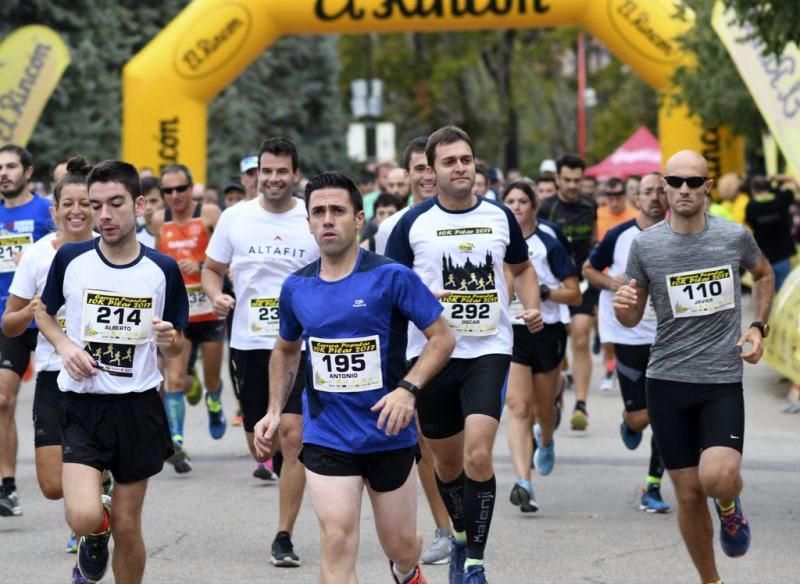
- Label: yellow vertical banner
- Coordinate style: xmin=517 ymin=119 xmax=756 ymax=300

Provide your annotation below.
xmin=712 ymin=2 xmax=800 ymax=175
xmin=764 ymin=265 xmax=800 ymax=383
xmin=0 ymin=25 xmax=71 ymax=146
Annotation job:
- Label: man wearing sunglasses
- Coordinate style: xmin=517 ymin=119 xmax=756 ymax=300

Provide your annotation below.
xmin=152 ymin=165 xmax=225 ymax=473
xmin=614 ymin=150 xmax=774 ymax=584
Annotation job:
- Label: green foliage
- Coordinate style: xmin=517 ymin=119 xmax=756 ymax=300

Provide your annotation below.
xmin=0 ymin=1 xmax=350 ymax=187
xmin=723 ymin=0 xmax=800 ymax=56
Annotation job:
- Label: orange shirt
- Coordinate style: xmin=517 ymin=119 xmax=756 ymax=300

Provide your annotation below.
xmin=597 ymin=205 xmax=638 ymax=241
xmin=158 ymin=205 xmax=216 ymax=322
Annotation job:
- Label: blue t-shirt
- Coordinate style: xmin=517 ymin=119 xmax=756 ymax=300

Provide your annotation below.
xmin=0 ymin=194 xmax=54 ymax=319
xmin=279 ymin=249 xmax=443 ymax=454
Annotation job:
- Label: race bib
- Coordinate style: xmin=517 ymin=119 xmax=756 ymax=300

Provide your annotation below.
xmin=441 ymin=291 xmax=500 ymax=336
xmin=81 ymin=290 xmax=154 ymax=344
xmin=0 ymin=234 xmax=32 ymax=273
xmin=186 ymin=284 xmax=213 ymax=317
xmin=310 ymin=335 xmax=383 ymax=393
xmin=666 ymin=265 xmax=735 ymax=318
xmin=248 ymin=297 xmax=279 ymax=336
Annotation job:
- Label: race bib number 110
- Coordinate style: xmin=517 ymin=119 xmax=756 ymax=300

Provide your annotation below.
xmin=666 ymin=264 xmax=735 ymax=318
xmin=81 ymin=290 xmax=154 ymax=344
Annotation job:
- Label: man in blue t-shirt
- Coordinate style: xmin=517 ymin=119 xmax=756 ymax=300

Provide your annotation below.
xmin=254 ymin=172 xmax=454 ymax=584
xmin=0 ymin=144 xmax=54 ymax=518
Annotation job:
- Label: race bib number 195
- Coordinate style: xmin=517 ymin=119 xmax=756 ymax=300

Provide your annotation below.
xmin=666 ymin=265 xmax=735 ymax=318
xmin=81 ymin=290 xmax=154 ymax=344
xmin=310 ymin=335 xmax=383 ymax=393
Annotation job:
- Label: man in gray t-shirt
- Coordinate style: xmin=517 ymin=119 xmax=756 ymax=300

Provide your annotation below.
xmin=614 ymin=150 xmax=774 ymax=584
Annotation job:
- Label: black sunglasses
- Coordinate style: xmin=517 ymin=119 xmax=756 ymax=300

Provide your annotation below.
xmin=163 ymin=184 xmax=191 ymax=195
xmin=664 ymin=176 xmax=707 ymax=189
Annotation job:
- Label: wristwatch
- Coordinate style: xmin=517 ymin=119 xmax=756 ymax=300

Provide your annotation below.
xmin=749 ymin=321 xmax=769 ymax=338
xmin=397 ymin=379 xmax=420 ymax=398
xmin=539 ymin=283 xmax=551 ymax=301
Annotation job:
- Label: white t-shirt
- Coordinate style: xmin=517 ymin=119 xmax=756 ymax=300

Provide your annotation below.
xmin=385 ymin=196 xmax=529 ymax=359
xmin=41 ymin=240 xmax=189 ymax=394
xmin=588 ymin=219 xmax=657 ymax=345
xmin=375 ymin=205 xmax=411 ymax=256
xmin=205 ymin=198 xmax=319 ymax=351
xmin=136 ymin=227 xmax=156 ymax=248
xmin=8 ymin=233 xmax=62 ymax=371
xmin=538 ymin=221 xmax=571 ymax=324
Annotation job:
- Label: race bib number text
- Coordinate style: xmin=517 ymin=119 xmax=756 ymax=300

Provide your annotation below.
xmin=666 ymin=265 xmax=735 ymax=318
xmin=81 ymin=290 xmax=154 ymax=344
xmin=0 ymin=234 xmax=32 ymax=273
xmin=442 ymin=291 xmax=500 ymax=336
xmin=248 ymin=297 xmax=279 ymax=336
xmin=186 ymin=284 xmax=213 ymax=317
xmin=310 ymin=335 xmax=383 ymax=393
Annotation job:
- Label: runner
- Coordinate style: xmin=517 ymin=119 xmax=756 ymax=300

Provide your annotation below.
xmin=375 ymin=136 xmax=455 ymax=565
xmin=38 ymin=159 xmax=188 ymax=583
xmin=502 ymin=181 xmax=580 ymax=513
xmin=253 ymin=171 xmax=454 ymax=584
xmin=538 ymin=154 xmax=597 ymax=431
xmin=202 ymin=137 xmax=319 ymax=566
xmin=614 ymin=150 xmax=774 ymax=584
xmin=583 ymin=172 xmax=670 ymax=513
xmin=386 ymin=126 xmax=544 ymax=584
xmin=135 ymin=177 xmax=163 ymax=248
xmin=0 ymin=144 xmax=54 ymax=518
xmin=152 ymin=164 xmax=224 ymax=473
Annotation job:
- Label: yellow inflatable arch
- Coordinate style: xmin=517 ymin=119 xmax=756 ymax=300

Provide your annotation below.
xmin=123 ymin=0 xmax=743 ymax=183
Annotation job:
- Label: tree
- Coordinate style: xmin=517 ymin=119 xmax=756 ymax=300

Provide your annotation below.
xmin=723 ymin=0 xmax=800 ymax=56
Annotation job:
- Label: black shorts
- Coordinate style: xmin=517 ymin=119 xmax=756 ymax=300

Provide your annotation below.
xmin=511 ymin=323 xmax=567 ymax=373
xmin=415 ymin=354 xmax=510 ymax=439
xmin=59 ymin=389 xmax=173 ymax=484
xmin=231 ymin=348 xmax=305 ymax=432
xmin=300 ymin=443 xmax=416 ymax=493
xmin=184 ymin=319 xmax=226 ymax=344
xmin=0 ymin=328 xmax=37 ymax=376
xmin=646 ymin=378 xmax=745 ymax=470
xmin=33 ymin=371 xmax=61 ymax=448
xmin=614 ymin=344 xmax=651 ymax=412
xmin=569 ymin=284 xmax=599 ymax=317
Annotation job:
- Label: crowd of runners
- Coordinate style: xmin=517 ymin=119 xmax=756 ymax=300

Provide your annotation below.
xmin=0 ymin=126 xmax=792 ymax=583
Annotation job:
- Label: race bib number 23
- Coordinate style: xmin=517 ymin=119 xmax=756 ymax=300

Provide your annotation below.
xmin=81 ymin=290 xmax=154 ymax=344
xmin=666 ymin=265 xmax=735 ymax=318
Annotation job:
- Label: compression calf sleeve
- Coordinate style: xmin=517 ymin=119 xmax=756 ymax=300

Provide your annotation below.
xmin=436 ymin=471 xmax=466 ymax=534
xmin=464 ymin=474 xmax=496 ymax=561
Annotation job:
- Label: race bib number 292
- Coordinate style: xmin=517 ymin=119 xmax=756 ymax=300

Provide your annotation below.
xmin=666 ymin=265 xmax=735 ymax=318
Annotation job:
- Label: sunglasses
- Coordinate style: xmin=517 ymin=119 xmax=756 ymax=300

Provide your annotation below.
xmin=664 ymin=176 xmax=707 ymax=189
xmin=162 ymin=184 xmax=191 ymax=195
xmin=605 ymin=190 xmax=625 ymax=197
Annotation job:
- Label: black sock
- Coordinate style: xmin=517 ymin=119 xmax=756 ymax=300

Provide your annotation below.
xmin=649 ymin=435 xmax=665 ymax=479
xmin=464 ymin=475 xmax=496 ymax=560
xmin=435 ymin=471 xmax=466 ymax=533
xmin=273 ymin=451 xmax=284 ymax=477
xmin=2 ymin=477 xmax=15 ymax=493
xmin=574 ymin=400 xmax=587 ymax=414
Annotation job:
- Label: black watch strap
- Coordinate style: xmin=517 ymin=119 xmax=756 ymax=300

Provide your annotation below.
xmin=397 ymin=379 xmax=420 ymax=398
xmin=749 ymin=321 xmax=767 ymax=337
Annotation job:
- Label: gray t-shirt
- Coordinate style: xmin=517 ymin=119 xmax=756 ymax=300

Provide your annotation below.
xmin=625 ymin=215 xmax=760 ymax=383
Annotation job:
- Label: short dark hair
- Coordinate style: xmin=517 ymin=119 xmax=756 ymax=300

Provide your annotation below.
xmin=502 ymin=180 xmax=537 ymax=207
xmin=402 ymin=137 xmax=428 ymax=171
xmin=626 ymin=174 xmax=642 ymax=183
xmin=425 ymin=125 xmax=474 ymax=167
xmin=259 ymin=137 xmax=299 ymax=172
xmin=53 ymin=155 xmax=92 ymax=204
xmin=536 ymin=175 xmax=557 ymax=187
xmin=160 ymin=164 xmax=193 ymax=184
xmin=556 ymin=154 xmax=585 ymax=174
xmin=140 ymin=176 xmax=163 ymax=198
xmin=581 ymin=175 xmax=597 ymax=185
xmin=605 ymin=177 xmax=625 ymax=193
xmin=0 ymin=144 xmax=33 ymax=169
xmin=475 ymin=164 xmax=490 ymax=182
xmin=87 ymin=160 xmax=141 ymax=200
xmin=750 ymin=175 xmax=771 ymax=193
xmin=374 ymin=192 xmax=400 ymax=215
xmin=304 ymin=172 xmax=363 ymax=213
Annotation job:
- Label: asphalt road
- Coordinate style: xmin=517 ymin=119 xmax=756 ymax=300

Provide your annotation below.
xmin=2 ymin=302 xmax=799 ymax=583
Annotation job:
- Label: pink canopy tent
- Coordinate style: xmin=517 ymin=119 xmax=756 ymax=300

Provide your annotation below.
xmin=585 ymin=126 xmax=662 ymax=179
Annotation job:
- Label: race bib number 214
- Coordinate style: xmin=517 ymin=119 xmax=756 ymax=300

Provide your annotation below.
xmin=81 ymin=290 xmax=154 ymax=344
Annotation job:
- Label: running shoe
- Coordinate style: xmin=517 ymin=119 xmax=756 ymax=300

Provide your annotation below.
xmin=66 ymin=531 xmax=79 ymax=553
xmin=510 ymin=479 xmax=538 ymax=513
xmin=464 ymin=563 xmax=488 ymax=584
xmin=533 ymin=424 xmax=555 ymax=476
xmin=448 ymin=537 xmax=467 ymax=584
xmin=639 ymin=484 xmax=670 ymax=513
xmin=0 ymin=487 xmax=21 ymax=517
xmin=565 ymin=372 xmax=574 ymax=391
xmin=77 ymin=496 xmax=112 ymax=582
xmin=390 ymin=561 xmax=428 ymax=584
xmin=715 ymin=498 xmax=751 ymax=557
xmin=71 ymin=563 xmax=90 ymax=584
xmin=206 ymin=392 xmax=227 ymax=439
xmin=271 ymin=531 xmax=301 ymax=567
xmin=421 ymin=527 xmax=451 ymax=565
xmin=253 ymin=460 xmax=278 ymax=481
xmin=600 ymin=373 xmax=614 ymax=392
xmin=570 ymin=408 xmax=588 ymax=431
xmin=232 ymin=412 xmax=244 ymax=427
xmin=166 ymin=437 xmax=192 ymax=474
xmin=620 ymin=420 xmax=643 ymax=450
xmin=185 ymin=368 xmax=202 ymax=406
xmin=592 ymin=333 xmax=601 ymax=355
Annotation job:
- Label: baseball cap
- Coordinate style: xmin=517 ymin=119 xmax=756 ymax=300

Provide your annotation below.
xmin=223 ymin=183 xmax=245 ymax=194
xmin=240 ymin=156 xmax=258 ymax=173
xmin=539 ymin=159 xmax=557 ymax=174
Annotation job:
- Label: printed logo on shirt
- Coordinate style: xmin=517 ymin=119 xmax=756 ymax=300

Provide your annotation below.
xmin=352 ymin=299 xmax=366 ymax=308
xmin=436 ymin=227 xmax=493 ymax=237
xmin=442 ymin=252 xmax=496 ymax=292
xmin=85 ymin=342 xmax=135 ymax=377
xmin=247 ymin=244 xmax=309 ymax=259
xmin=13 ymin=219 xmax=34 ymax=233
xmin=458 ymin=242 xmax=475 ymax=252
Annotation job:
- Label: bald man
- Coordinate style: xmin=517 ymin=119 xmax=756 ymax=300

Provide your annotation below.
xmin=614 ymin=150 xmax=774 ymax=584
xmin=386 ymin=167 xmax=411 ymax=207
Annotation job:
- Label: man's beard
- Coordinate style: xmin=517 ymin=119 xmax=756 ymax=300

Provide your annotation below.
xmin=1 ymin=182 xmax=26 ymax=199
